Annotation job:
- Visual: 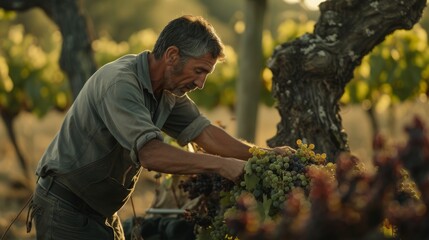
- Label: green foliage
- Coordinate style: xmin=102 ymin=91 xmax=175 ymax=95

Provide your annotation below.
xmin=83 ymin=0 xmax=208 ymax=42
xmin=342 ymin=24 xmax=429 ymax=110
xmin=0 ymin=24 xmax=70 ymax=118
xmin=92 ymin=35 xmax=130 ymax=66
xmin=189 ymin=45 xmax=239 ymax=109
xmin=0 ymin=8 xmax=16 ymax=21
xmin=275 ymin=18 xmax=316 ymax=44
xmin=201 ymin=141 xmax=331 ymax=239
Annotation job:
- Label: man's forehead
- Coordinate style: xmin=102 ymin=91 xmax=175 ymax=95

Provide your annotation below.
xmin=189 ymin=54 xmax=217 ymax=69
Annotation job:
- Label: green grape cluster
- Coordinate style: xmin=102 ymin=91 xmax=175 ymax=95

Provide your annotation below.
xmin=205 ymin=140 xmax=331 ymax=239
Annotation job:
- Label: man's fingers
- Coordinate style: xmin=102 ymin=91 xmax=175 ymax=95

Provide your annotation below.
xmin=272 ymin=146 xmax=296 ymax=155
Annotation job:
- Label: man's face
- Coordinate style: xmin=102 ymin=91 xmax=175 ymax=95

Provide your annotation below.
xmin=165 ymin=53 xmax=217 ymax=97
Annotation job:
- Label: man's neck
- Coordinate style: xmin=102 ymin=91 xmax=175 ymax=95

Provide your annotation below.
xmin=147 ymin=53 xmax=165 ymax=98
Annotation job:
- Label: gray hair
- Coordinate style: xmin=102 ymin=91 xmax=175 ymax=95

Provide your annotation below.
xmin=152 ymin=15 xmax=225 ymax=62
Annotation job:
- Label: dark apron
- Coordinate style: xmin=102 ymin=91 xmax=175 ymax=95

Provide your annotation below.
xmin=54 ymin=144 xmax=142 ymax=217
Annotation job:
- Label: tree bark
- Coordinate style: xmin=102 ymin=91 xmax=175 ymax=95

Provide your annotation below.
xmin=267 ymin=0 xmax=426 ymax=161
xmin=39 ymin=0 xmax=97 ymax=99
xmin=0 ymin=111 xmax=31 ymax=181
xmin=236 ymin=0 xmax=267 ymax=142
xmin=0 ymin=0 xmax=97 ymax=99
xmin=0 ymin=0 xmax=96 ymax=181
xmin=366 ymin=106 xmax=379 ymax=144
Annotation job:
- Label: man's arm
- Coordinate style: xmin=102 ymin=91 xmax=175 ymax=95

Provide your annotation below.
xmin=193 ymin=124 xmax=254 ymax=160
xmin=138 ymin=139 xmax=245 ymax=181
xmin=192 ymin=124 xmax=296 ymax=159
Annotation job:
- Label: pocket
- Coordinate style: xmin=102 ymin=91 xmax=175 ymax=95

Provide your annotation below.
xmin=54 ymin=201 xmax=89 ymax=229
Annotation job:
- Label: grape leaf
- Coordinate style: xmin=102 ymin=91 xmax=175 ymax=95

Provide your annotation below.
xmin=262 ymin=194 xmax=272 ymax=219
xmin=244 ymin=161 xmax=253 ymax=175
xmin=219 ymin=191 xmax=233 ymax=207
xmin=255 ymin=194 xmax=272 ymax=222
xmin=244 ymin=173 xmax=260 ymax=191
xmin=196 ymin=228 xmax=211 ymax=240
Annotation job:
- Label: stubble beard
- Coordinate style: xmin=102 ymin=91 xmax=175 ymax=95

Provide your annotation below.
xmin=168 ymin=61 xmax=190 ymax=97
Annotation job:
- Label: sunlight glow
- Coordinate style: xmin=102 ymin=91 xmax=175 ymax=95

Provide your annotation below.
xmin=283 ymin=0 xmax=323 ymax=11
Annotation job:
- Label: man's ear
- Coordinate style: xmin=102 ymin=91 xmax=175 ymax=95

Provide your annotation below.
xmin=165 ymin=46 xmax=179 ymax=64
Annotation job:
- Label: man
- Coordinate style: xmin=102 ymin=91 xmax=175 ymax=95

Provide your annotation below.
xmin=28 ymin=15 xmax=290 ymax=240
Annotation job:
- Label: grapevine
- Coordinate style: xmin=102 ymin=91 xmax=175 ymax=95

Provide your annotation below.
xmin=234 ymin=141 xmax=328 ymax=214
xmin=180 ymin=173 xmax=235 ymax=228
xmin=220 ymin=116 xmax=428 ymax=240
xmin=186 ymin=140 xmax=333 ymax=239
xmin=178 ymin=117 xmax=428 ymax=240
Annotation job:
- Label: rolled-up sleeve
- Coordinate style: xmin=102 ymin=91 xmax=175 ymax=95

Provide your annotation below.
xmin=162 ymin=95 xmax=211 ymax=146
xmin=176 ymin=115 xmax=210 ymax=146
xmin=131 ymin=130 xmax=163 ymax=166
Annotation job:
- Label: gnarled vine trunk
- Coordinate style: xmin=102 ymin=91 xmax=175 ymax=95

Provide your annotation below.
xmin=0 ymin=0 xmax=97 ymax=99
xmin=268 ymin=0 xmax=426 ymax=161
xmin=0 ymin=0 xmax=96 ymax=181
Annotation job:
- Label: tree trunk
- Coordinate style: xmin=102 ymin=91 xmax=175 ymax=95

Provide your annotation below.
xmin=0 ymin=0 xmax=96 ymax=181
xmin=366 ymin=106 xmax=379 ymax=145
xmin=39 ymin=0 xmax=97 ymax=99
xmin=0 ymin=111 xmax=31 ymax=181
xmin=236 ymin=0 xmax=267 ymax=142
xmin=0 ymin=0 xmax=97 ymax=99
xmin=267 ymin=0 xmax=426 ymax=162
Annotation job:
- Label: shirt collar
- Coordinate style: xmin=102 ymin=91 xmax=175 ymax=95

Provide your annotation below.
xmin=136 ymin=51 xmax=154 ymax=95
xmin=136 ymin=51 xmax=175 ymax=108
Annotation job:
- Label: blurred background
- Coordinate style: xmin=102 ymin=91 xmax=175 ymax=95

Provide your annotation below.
xmin=0 ymin=0 xmax=428 ymax=239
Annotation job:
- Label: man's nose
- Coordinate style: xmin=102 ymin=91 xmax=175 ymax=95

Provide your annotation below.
xmin=194 ymin=76 xmax=206 ymax=89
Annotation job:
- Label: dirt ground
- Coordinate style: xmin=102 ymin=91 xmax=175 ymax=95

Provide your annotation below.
xmin=0 ymin=100 xmax=428 ymax=239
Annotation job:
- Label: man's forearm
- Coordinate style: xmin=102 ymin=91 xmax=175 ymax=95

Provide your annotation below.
xmin=138 ymin=139 xmax=245 ymax=181
xmin=193 ymin=125 xmax=296 ymax=160
xmin=193 ymin=124 xmax=253 ymax=160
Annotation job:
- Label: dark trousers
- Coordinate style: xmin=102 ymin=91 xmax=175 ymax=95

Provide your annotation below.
xmin=28 ymin=179 xmax=125 ymax=240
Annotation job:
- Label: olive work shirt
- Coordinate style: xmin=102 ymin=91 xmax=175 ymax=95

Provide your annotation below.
xmin=35 ymin=51 xmax=211 ymax=216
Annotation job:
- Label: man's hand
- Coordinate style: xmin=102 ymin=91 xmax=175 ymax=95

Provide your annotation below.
xmin=270 ymin=145 xmax=296 ymax=156
xmin=218 ymin=158 xmax=246 ymax=182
